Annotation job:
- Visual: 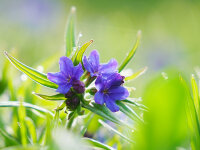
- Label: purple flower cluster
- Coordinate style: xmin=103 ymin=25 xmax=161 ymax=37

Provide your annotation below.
xmin=47 ymin=50 xmax=129 ymax=112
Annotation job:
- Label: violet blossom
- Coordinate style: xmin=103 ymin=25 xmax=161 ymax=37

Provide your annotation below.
xmin=83 ymin=50 xmax=118 ymax=77
xmin=47 ymin=56 xmax=84 ymax=94
xmin=94 ymin=73 xmax=129 ymax=112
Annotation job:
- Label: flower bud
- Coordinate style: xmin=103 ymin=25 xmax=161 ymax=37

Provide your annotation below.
xmin=66 ymin=96 xmax=80 ymax=111
xmin=72 ymin=80 xmax=85 ymax=94
xmin=88 ymin=87 xmax=97 ymax=95
xmin=65 ymin=89 xmax=74 ymax=98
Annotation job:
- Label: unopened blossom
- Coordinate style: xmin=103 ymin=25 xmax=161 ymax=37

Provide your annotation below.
xmin=94 ymin=73 xmax=129 ymax=112
xmin=83 ymin=50 xmax=118 ymax=77
xmin=47 ymin=56 xmax=84 ymax=94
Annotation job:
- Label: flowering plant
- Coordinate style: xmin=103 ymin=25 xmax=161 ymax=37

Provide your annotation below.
xmin=3 ymin=7 xmax=147 ymax=149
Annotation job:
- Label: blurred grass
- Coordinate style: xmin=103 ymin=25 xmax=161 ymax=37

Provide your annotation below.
xmin=1 ymin=0 xmax=200 ymax=96
xmin=0 ymin=0 xmax=200 ymax=149
xmin=133 ymin=70 xmax=189 ymax=150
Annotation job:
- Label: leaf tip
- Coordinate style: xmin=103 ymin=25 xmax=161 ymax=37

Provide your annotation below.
xmin=3 ymin=51 xmax=8 ymax=57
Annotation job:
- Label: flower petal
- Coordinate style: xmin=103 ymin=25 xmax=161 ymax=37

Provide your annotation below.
xmin=83 ymin=56 xmax=95 ymax=76
xmin=72 ymin=63 xmax=84 ymax=80
xmin=56 ymin=83 xmax=72 ymax=94
xmin=95 ymin=75 xmax=106 ymax=90
xmin=109 ymin=86 xmax=129 ymax=100
xmin=47 ymin=72 xmax=67 ymax=85
xmin=104 ymin=95 xmax=120 ymax=112
xmin=88 ymin=50 xmax=100 ymax=70
xmin=59 ymin=56 xmax=74 ymax=75
xmin=99 ymin=58 xmax=118 ymax=74
xmin=94 ymin=91 xmax=104 ymax=105
xmin=105 ymin=73 xmax=124 ymax=89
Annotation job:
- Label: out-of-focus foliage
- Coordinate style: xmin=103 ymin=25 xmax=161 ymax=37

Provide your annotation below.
xmin=0 ymin=0 xmax=200 ymax=149
xmin=133 ymin=70 xmax=189 ymax=150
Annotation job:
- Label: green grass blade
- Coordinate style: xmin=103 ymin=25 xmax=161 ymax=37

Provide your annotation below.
xmin=116 ymin=101 xmax=143 ymax=123
xmin=0 ymin=101 xmax=54 ymax=116
xmin=65 ymin=6 xmax=76 ymax=57
xmin=0 ymin=129 xmax=20 ymax=146
xmin=80 ymin=113 xmax=94 ymax=136
xmin=25 ymin=117 xmax=37 ymax=144
xmin=98 ymin=119 xmax=134 ymax=143
xmin=83 ymin=138 xmax=115 ymax=150
xmin=118 ymin=30 xmax=141 ymax=73
xmin=4 ymin=52 xmax=58 ymax=89
xmin=191 ymin=74 xmax=199 ymax=114
xmin=18 ymin=101 xmax=27 ymax=146
xmin=125 ymin=66 xmax=147 ymax=81
xmin=122 ymin=99 xmax=148 ymax=111
xmin=73 ymin=40 xmax=93 ymax=65
xmin=82 ymin=102 xmax=123 ymax=126
xmin=33 ymin=92 xmax=66 ymax=101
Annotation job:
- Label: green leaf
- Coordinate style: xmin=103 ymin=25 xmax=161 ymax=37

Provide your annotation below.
xmin=18 ymin=101 xmax=27 ymax=146
xmin=83 ymin=138 xmax=115 ymax=150
xmin=122 ymin=99 xmax=148 ymax=111
xmin=65 ymin=6 xmax=76 ymax=57
xmin=118 ymin=30 xmax=141 ymax=73
xmin=0 ymin=128 xmax=20 ymax=146
xmin=191 ymin=74 xmax=199 ymax=114
xmin=116 ymin=101 xmax=143 ymax=124
xmin=33 ymin=92 xmax=66 ymax=101
xmin=80 ymin=113 xmax=94 ymax=136
xmin=25 ymin=117 xmax=37 ymax=144
xmin=98 ymin=119 xmax=134 ymax=143
xmin=125 ymin=66 xmax=147 ymax=81
xmin=73 ymin=40 xmax=93 ymax=65
xmin=82 ymin=102 xmax=124 ymax=126
xmin=4 ymin=52 xmax=58 ymax=89
xmin=0 ymin=101 xmax=54 ymax=116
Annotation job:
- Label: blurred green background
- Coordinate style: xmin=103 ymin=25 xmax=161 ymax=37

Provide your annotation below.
xmin=1 ymin=0 xmax=200 ymax=95
xmin=0 ymin=0 xmax=200 ymax=149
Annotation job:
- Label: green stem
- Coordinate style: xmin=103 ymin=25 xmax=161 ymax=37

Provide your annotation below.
xmin=80 ymin=71 xmax=89 ymax=80
xmin=67 ymin=111 xmax=76 ymax=129
xmin=85 ymin=76 xmax=96 ymax=87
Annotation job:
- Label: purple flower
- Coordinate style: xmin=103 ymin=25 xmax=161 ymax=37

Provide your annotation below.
xmin=83 ymin=50 xmax=118 ymax=77
xmin=94 ymin=73 xmax=129 ymax=112
xmin=47 ymin=56 xmax=84 ymax=94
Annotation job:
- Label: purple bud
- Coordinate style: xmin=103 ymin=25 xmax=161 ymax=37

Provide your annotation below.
xmin=72 ymin=80 xmax=85 ymax=93
xmin=65 ymin=89 xmax=74 ymax=98
xmin=66 ymin=96 xmax=80 ymax=111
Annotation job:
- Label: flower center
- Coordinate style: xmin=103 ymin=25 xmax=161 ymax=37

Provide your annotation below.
xmin=103 ymin=89 xmax=109 ymax=94
xmin=67 ymin=76 xmax=71 ymax=82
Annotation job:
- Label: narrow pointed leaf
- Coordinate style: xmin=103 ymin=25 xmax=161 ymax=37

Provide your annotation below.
xmin=81 ymin=113 xmax=94 ymax=136
xmin=0 ymin=129 xmax=20 ymax=146
xmin=65 ymin=7 xmax=76 ymax=57
xmin=98 ymin=119 xmax=134 ymax=143
xmin=83 ymin=138 xmax=115 ymax=150
xmin=118 ymin=30 xmax=141 ymax=72
xmin=25 ymin=117 xmax=37 ymax=144
xmin=191 ymin=74 xmax=199 ymax=114
xmin=116 ymin=101 xmax=143 ymax=123
xmin=0 ymin=101 xmax=53 ymax=116
xmin=73 ymin=40 xmax=93 ymax=65
xmin=33 ymin=92 xmax=65 ymax=101
xmin=82 ymin=102 xmax=124 ymax=126
xmin=122 ymin=99 xmax=148 ymax=111
xmin=18 ymin=101 xmax=27 ymax=146
xmin=4 ymin=52 xmax=58 ymax=89
xmin=125 ymin=66 xmax=147 ymax=81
